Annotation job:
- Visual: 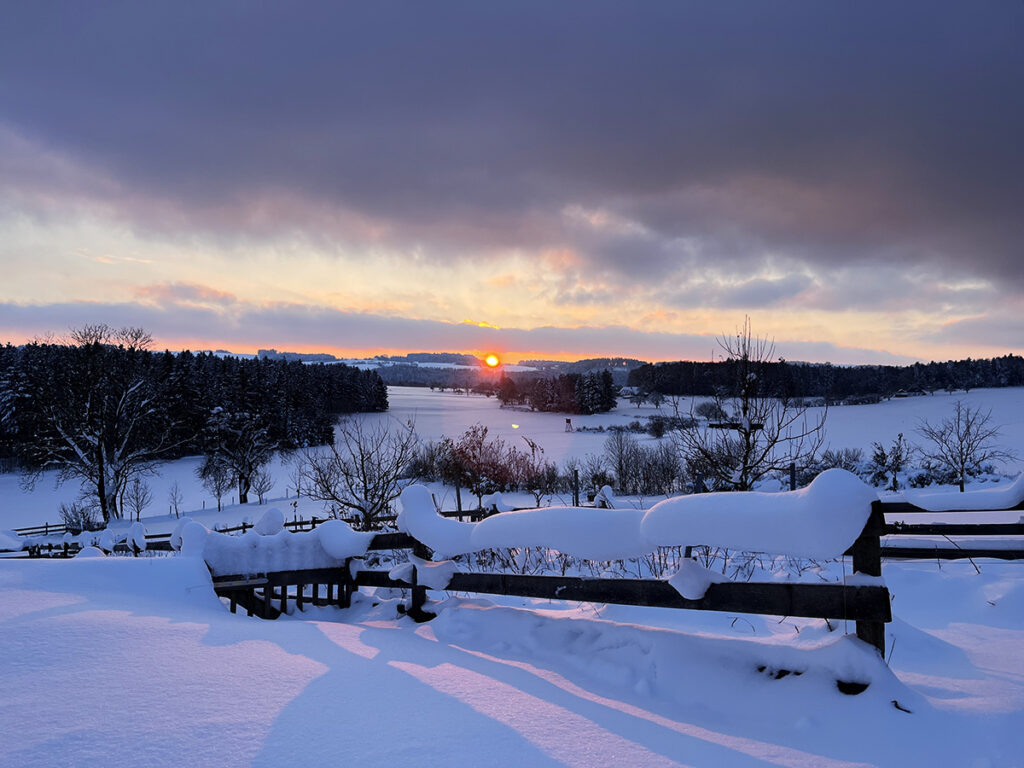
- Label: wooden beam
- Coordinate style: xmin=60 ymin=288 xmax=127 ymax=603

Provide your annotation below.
xmin=354 ymin=570 xmax=891 ymax=622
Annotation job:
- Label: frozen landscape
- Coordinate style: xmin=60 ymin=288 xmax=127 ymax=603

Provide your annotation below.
xmin=1 ymin=387 xmax=1023 ymax=767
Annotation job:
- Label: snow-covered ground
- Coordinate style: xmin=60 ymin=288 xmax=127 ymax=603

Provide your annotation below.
xmin=0 ymin=555 xmax=1021 ymax=767
xmin=2 ymin=388 xmax=1024 ymax=765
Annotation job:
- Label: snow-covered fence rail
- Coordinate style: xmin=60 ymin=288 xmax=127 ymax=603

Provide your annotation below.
xmin=878 ymin=476 xmax=1024 ymax=560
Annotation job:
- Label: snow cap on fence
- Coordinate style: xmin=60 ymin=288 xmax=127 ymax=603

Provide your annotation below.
xmin=396 ymin=470 xmax=875 ymax=561
xmin=397 ymin=485 xmax=474 ymax=558
xmin=170 ymin=517 xmax=194 ymax=551
xmin=128 ymin=522 xmax=147 ymax=552
xmin=179 ymin=521 xmax=211 ymax=557
xmin=471 ymin=506 xmax=647 ymax=561
xmin=641 ymin=469 xmax=876 ymax=560
xmin=899 ymin=472 xmax=1024 ymax=512
xmin=254 ymin=507 xmax=285 ymax=535
xmin=316 ymin=520 xmax=374 ymax=560
xmin=480 ymin=492 xmax=512 ymax=514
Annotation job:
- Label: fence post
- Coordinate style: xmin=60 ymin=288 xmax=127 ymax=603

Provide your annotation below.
xmin=789 ymin=462 xmax=797 ymax=492
xmin=573 ymin=469 xmax=580 ymax=507
xmin=850 ymin=500 xmax=886 ymax=655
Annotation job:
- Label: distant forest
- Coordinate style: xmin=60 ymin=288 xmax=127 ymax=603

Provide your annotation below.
xmin=627 ymin=354 xmax=1024 ymax=401
xmin=0 ymin=342 xmax=388 ymax=469
xmin=496 ymin=371 xmax=618 ymax=414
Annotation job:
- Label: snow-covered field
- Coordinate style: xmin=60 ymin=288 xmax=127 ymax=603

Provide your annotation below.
xmin=2 ymin=387 xmax=1023 ymax=766
xmin=1 ymin=555 xmax=1021 ymax=767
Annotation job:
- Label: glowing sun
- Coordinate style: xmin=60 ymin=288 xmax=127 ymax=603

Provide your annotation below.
xmin=484 ymin=354 xmax=500 ymax=368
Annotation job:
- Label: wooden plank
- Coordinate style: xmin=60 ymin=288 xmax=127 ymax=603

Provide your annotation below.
xmin=881 ymin=547 xmax=1024 ymax=560
xmin=850 ymin=503 xmax=885 ymax=654
xmin=213 ymin=577 xmax=269 ymax=589
xmin=368 ymin=531 xmax=418 ymax=551
xmin=880 ymin=499 xmax=1024 ymax=514
xmin=884 ymin=523 xmax=1024 ymax=536
xmin=354 ymin=570 xmax=891 ymax=622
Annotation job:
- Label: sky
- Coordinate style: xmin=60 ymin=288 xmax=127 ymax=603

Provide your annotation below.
xmin=1 ymin=2 xmax=1022 ymax=365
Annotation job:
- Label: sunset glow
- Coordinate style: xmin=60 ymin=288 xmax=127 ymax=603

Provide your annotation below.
xmin=485 ymin=355 xmax=500 ymax=368
xmin=0 ymin=5 xmax=1020 ymax=364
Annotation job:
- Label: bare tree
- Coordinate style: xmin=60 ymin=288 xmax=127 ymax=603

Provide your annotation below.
xmin=917 ymin=401 xmax=1015 ymax=492
xmin=21 ymin=326 xmax=175 ymax=521
xmin=517 ymin=437 xmax=559 ymax=506
xmin=168 ymin=480 xmax=184 ymax=518
xmin=673 ymin=318 xmax=826 ymax=491
xmin=297 ymin=419 xmax=418 ymax=529
xmin=200 ymin=409 xmax=274 ymax=504
xmin=124 ymin=477 xmax=153 ymax=522
xmin=251 ymin=468 xmax=275 ymax=504
xmin=198 ymin=460 xmax=232 ymax=511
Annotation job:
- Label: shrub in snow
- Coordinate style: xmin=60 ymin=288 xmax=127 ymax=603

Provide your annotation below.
xmin=594 ymin=485 xmax=616 ymax=509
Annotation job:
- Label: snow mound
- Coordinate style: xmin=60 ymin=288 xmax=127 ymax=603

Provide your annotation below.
xmin=75 ymin=546 xmax=106 ymax=558
xmin=0 ymin=530 xmax=22 ymax=552
xmin=254 ymin=507 xmax=285 ymax=535
xmin=641 ymin=469 xmax=876 ymax=559
xmin=668 ymin=559 xmax=728 ymax=600
xmin=901 ymin=472 xmax=1024 ymax=511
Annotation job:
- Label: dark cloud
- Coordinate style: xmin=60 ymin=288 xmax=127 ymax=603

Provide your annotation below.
xmin=0 ymin=295 xmax=919 ymax=365
xmin=1 ymin=2 xmax=1022 ymax=286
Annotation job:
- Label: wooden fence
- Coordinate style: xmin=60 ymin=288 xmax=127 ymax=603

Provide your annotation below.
xmin=208 ymin=505 xmax=892 ymax=659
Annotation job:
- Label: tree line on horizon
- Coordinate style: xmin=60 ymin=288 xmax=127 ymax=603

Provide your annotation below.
xmin=627 ymin=354 xmax=1024 ymax=401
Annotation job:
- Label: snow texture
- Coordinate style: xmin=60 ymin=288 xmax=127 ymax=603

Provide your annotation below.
xmin=901 ymin=472 xmax=1024 ymax=511
xmin=668 ymin=559 xmax=729 ymax=600
xmin=642 ymin=469 xmax=876 ymax=559
xmin=74 ymin=546 xmax=106 ymax=558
